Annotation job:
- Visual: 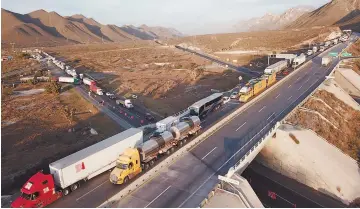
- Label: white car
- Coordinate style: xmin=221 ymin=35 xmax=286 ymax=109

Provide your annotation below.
xmin=230 ymin=92 xmax=239 ymax=99
xmin=106 ymin=92 xmax=114 ymax=96
xmin=222 ymin=96 xmax=230 ymax=104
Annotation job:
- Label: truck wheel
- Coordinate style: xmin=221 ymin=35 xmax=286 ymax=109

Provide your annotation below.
xmin=179 ymin=141 xmax=183 ymax=147
xmin=166 ymin=150 xmax=171 ymax=155
xmin=71 ymin=183 xmax=79 ymax=191
xmin=124 ymin=177 xmax=129 ymax=184
xmin=183 ymin=139 xmax=187 ymax=143
xmin=144 ymin=163 xmax=150 ymax=170
xmin=150 ymin=160 xmax=155 ymax=167
xmin=63 ymin=188 xmax=70 ymax=196
xmin=171 ymin=147 xmax=175 ymax=152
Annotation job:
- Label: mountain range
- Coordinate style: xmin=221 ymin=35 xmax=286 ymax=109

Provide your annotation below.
xmin=233 ymin=6 xmax=314 ymax=32
xmin=1 ymin=8 xmax=184 ymax=47
xmin=286 ymin=0 xmax=360 ymax=30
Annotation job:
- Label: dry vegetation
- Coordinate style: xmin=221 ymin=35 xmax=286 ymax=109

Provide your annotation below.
xmin=288 ymin=90 xmax=360 ymax=160
xmin=48 ymin=43 xmax=242 ymax=115
xmin=1 ymin=83 xmax=123 ymax=194
xmin=1 ymin=50 xmax=40 ymax=75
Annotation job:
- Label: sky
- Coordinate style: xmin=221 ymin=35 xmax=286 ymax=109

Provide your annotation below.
xmin=2 ymin=0 xmax=330 ymax=35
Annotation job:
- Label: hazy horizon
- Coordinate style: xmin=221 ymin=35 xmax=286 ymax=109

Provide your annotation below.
xmin=2 ymin=0 xmax=330 ymax=35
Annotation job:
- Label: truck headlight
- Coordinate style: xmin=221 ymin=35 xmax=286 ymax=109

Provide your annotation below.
xmin=110 ymin=174 xmax=118 ymax=182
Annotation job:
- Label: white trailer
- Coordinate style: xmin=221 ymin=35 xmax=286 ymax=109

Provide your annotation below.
xmin=49 ymin=128 xmax=143 ymax=190
xmin=156 ymin=116 xmax=178 ymax=133
xmin=292 ymin=54 xmax=306 ymax=69
xmin=83 ymin=78 xmax=95 ymax=86
xmin=264 ymin=60 xmax=288 ymax=74
xmin=321 ymin=57 xmax=332 ymax=66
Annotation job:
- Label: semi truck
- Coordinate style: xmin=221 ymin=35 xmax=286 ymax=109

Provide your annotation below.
xmin=264 ymin=60 xmax=288 ymax=74
xmin=90 ymin=84 xmax=104 ymax=95
xmin=321 ymin=56 xmax=332 ymax=66
xmin=292 ymin=53 xmax=306 ymax=69
xmin=11 ymin=128 xmax=143 ymax=208
xmin=319 ymin=46 xmax=325 ymax=52
xmin=239 ymin=78 xmax=267 ymax=103
xmin=58 ymin=76 xmax=81 ymax=85
xmin=110 ymin=116 xmax=201 ymax=184
xmin=116 ymin=99 xmax=133 ymax=108
xmin=83 ymin=78 xmax=96 ymax=86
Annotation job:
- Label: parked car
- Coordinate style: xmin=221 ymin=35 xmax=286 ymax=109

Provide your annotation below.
xmin=106 ymin=92 xmax=116 ymax=99
xmin=145 ymin=113 xmax=155 ymax=121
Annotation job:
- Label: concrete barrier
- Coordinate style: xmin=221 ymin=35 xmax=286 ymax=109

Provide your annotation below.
xmin=98 ymin=44 xmax=331 ymax=208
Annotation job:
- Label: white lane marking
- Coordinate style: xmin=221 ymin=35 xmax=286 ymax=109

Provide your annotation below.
xmin=275 ymin=94 xmax=280 ymax=99
xmin=296 ymin=77 xmax=300 ymax=81
xmin=178 ymin=117 xmax=276 ymax=208
xmin=306 ymin=78 xmax=310 ymax=83
xmin=201 ymin=147 xmax=217 ymax=160
xmin=288 ymin=96 xmax=293 ymax=101
xmin=235 ymin=122 xmax=247 ymax=132
xmin=313 ymin=72 xmax=316 ymax=75
xmin=258 ymin=106 xmax=266 ymax=112
xmin=267 ymin=113 xmax=275 ymax=121
xmin=288 ymin=84 xmax=292 ymax=88
xmin=298 ymin=85 xmax=303 ymax=90
xmin=145 ymin=186 xmax=171 ymax=208
xmin=76 ymin=180 xmax=108 ymax=201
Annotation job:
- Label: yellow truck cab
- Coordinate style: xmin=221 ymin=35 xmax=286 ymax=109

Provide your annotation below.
xmin=110 ymin=148 xmax=142 ymax=184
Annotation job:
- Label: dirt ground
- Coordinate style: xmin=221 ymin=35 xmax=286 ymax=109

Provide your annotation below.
xmin=47 ymin=43 xmax=242 ymax=116
xmin=287 ymin=90 xmax=360 ymax=160
xmin=1 ymin=83 xmax=123 ymax=194
xmin=167 ymin=27 xmax=340 ymax=53
xmin=1 ymin=50 xmax=41 ymax=76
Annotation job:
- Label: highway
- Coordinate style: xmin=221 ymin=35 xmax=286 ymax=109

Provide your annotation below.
xmin=242 ymin=162 xmax=346 ymax=208
xmin=48 ymin=36 xmax=356 ymax=208
xmin=113 ymin=37 xmax=356 ymax=208
xmin=46 ymin=61 xmax=152 ymax=128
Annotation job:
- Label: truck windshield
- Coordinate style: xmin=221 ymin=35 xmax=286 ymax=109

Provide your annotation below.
xmin=189 ymin=107 xmax=199 ymax=116
xmin=21 ymin=192 xmax=31 ymax=200
xmin=116 ymin=162 xmax=128 ymax=169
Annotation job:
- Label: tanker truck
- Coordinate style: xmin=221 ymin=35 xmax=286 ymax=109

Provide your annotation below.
xmin=110 ymin=116 xmax=201 ymax=184
xmin=11 ymin=128 xmax=143 ymax=208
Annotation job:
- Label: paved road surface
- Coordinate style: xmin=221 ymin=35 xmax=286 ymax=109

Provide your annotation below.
xmin=112 ymin=38 xmax=355 ymax=208
xmin=242 ymin=162 xmax=346 ymax=208
xmin=49 ymin=36 xmax=356 ymax=207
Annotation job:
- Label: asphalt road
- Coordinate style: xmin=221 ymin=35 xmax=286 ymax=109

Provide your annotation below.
xmin=48 ymin=36 xmax=356 ymax=208
xmin=242 ymin=162 xmax=346 ymax=208
xmin=112 ymin=37 xmax=356 ymax=208
xmin=46 ymin=61 xmax=152 ymax=128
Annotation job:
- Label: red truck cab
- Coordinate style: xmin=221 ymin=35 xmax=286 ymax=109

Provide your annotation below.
xmin=11 ymin=172 xmax=62 ymax=208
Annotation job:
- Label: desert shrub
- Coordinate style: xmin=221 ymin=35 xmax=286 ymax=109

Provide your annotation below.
xmin=289 ymin=133 xmax=300 ymax=144
xmin=45 ymin=82 xmax=61 ymax=94
xmin=18 ymin=52 xmax=31 ymax=59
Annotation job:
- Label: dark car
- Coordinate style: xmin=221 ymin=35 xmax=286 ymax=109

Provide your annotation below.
xmin=145 ymin=113 xmax=155 ymax=121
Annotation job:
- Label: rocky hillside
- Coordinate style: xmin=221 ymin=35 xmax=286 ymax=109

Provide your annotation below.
xmin=287 ymin=0 xmax=360 ymax=30
xmin=1 ymin=8 xmax=184 ymax=47
xmin=234 ymin=6 xmax=314 ymax=32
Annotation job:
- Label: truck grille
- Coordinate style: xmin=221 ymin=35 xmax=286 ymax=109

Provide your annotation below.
xmin=110 ymin=174 xmax=118 ymax=182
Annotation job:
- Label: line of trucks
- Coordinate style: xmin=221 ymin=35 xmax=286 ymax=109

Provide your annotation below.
xmin=11 ymin=116 xmax=201 ymax=208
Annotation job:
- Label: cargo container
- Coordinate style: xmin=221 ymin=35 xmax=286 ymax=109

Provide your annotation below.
xmin=110 ymin=117 xmax=201 ymax=184
xmin=264 ymin=60 xmax=288 ymax=74
xmin=90 ymin=85 xmax=103 ymax=95
xmin=321 ymin=56 xmax=332 ymax=66
xmin=83 ymin=78 xmax=96 ymax=86
xmin=292 ymin=53 xmax=306 ymax=69
xmin=11 ymin=128 xmax=143 ymax=208
xmin=263 ymin=73 xmax=276 ymax=86
xmin=58 ymin=76 xmax=81 ymax=85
